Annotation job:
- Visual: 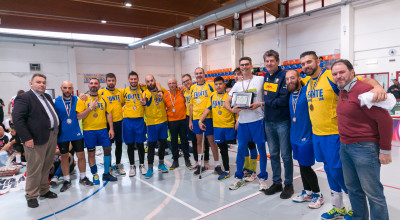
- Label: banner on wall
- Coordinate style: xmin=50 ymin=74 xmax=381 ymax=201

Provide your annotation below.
xmin=83 ymin=73 xmax=106 ymax=83
xmin=389 ymin=100 xmax=400 ymax=117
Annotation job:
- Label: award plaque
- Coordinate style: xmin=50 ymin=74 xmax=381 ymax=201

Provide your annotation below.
xmin=231 ymin=92 xmax=253 ymax=108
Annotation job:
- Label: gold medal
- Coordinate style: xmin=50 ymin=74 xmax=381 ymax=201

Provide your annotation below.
xmin=133 ymin=106 xmax=137 ymax=110
xmin=309 ymin=104 xmax=314 ymax=111
xmin=218 ymin=111 xmax=222 ymax=115
xmin=66 ymin=119 xmax=72 ymax=124
xmin=292 ymin=117 xmax=296 ymax=123
xmin=93 ymin=113 xmax=98 ymax=118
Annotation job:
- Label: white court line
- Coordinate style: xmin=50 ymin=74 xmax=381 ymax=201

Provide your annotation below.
xmin=136 ymin=176 xmax=205 ymax=216
xmin=193 ymin=166 xmax=325 ymax=220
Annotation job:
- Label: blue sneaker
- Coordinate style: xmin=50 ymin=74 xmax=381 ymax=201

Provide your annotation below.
xmin=145 ymin=168 xmax=153 ymax=179
xmin=344 ymin=209 xmax=353 ymax=220
xmin=218 ymin=171 xmax=231 ymax=180
xmin=321 ymin=207 xmax=346 ymax=220
xmin=158 ymin=164 xmax=169 ymax=173
xmin=102 ymin=173 xmax=117 ymax=182
xmin=93 ymin=174 xmax=100 ymax=185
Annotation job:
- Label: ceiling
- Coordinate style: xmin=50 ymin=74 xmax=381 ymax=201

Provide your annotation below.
xmin=0 ymin=0 xmax=279 ymax=46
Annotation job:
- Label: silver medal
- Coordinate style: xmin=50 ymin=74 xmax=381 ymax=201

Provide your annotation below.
xmin=196 ymin=99 xmax=201 ymax=103
xmin=293 ymin=117 xmax=297 ymax=123
xmin=133 ymin=106 xmax=137 ymax=110
xmin=66 ymin=119 xmax=72 ymax=124
xmin=172 ymin=108 xmax=176 ymax=113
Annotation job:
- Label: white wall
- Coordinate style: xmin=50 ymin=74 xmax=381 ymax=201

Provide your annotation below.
xmin=205 ymin=39 xmax=231 ymax=70
xmin=181 ymin=47 xmax=199 ymax=78
xmin=243 ymin=26 xmax=279 ymax=66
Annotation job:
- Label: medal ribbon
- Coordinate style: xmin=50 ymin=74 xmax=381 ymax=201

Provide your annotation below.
xmin=292 ymin=86 xmax=302 ymax=117
xmin=308 ymin=68 xmax=326 ymax=103
xmin=89 ymin=95 xmax=98 ymax=112
xmin=216 ymin=93 xmax=224 ymax=110
xmin=62 ymin=97 xmax=72 ymax=118
xmin=195 ymin=83 xmax=206 ymax=99
xmin=242 ymin=76 xmax=253 ymax=92
xmin=169 ymin=90 xmax=177 ymax=108
xmin=130 ymin=87 xmax=139 ymax=104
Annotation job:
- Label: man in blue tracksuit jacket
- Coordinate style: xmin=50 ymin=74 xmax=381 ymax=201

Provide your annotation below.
xmin=262 ymin=50 xmax=294 ymax=199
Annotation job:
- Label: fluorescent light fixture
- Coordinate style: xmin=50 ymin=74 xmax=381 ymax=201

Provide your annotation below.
xmin=365 ymin=60 xmax=378 ymax=65
xmin=124 ymin=2 xmax=132 ymax=7
xmin=100 ymin=20 xmax=107 ymax=24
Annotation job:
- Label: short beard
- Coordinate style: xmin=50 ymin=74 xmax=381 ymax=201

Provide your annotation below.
xmin=63 ymin=92 xmax=71 ymax=98
xmin=90 ymin=87 xmax=98 ymax=93
xmin=287 ymin=83 xmax=300 ymax=93
xmin=148 ymin=84 xmax=156 ymax=91
xmin=107 ymin=84 xmax=115 ymax=89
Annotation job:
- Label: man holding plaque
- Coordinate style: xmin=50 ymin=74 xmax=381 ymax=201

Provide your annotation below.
xmin=224 ymin=57 xmax=267 ymax=191
xmin=76 ymin=78 xmax=116 ymax=184
xmin=54 ymin=81 xmax=93 ymax=192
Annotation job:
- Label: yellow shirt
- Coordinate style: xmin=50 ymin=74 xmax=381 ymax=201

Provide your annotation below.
xmin=143 ymin=89 xmax=167 ymax=126
xmin=99 ymin=88 xmax=124 ymax=122
xmin=183 ymin=88 xmax=191 ymax=116
xmin=206 ymin=92 xmax=235 ymax=128
xmin=122 ymin=86 xmax=146 ymax=118
xmin=76 ymin=94 xmax=112 ymax=131
xmin=190 ymin=82 xmax=215 ymax=120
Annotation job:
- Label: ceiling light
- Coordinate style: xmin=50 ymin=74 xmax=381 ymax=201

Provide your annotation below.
xmin=124 ymin=2 xmax=132 ymax=7
xmin=100 ymin=20 xmax=107 ymax=24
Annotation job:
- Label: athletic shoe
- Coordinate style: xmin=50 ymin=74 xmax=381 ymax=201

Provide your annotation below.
xmin=229 ymin=177 xmax=245 ymax=190
xmin=170 ymin=160 xmax=179 ymax=170
xmin=280 ymin=184 xmax=294 ymax=199
xmin=50 ymin=176 xmax=59 ymax=186
xmin=102 ymin=173 xmax=117 ymax=182
xmin=244 ymin=172 xmax=257 ymax=182
xmin=60 ymin=181 xmax=72 ymax=192
xmin=129 ymin=165 xmax=136 ymax=177
xmin=321 ymin=207 xmax=346 ymax=220
xmin=292 ymin=190 xmax=312 ymax=203
xmin=192 ymin=161 xmax=199 ymax=170
xmin=145 ymin=168 xmax=153 ymax=179
xmin=158 ymin=164 xmax=169 ymax=173
xmin=264 ymin=183 xmax=283 ymax=195
xmin=218 ymin=171 xmax=231 ymax=180
xmin=185 ymin=159 xmax=192 ymax=169
xmin=204 ymin=160 xmax=210 ymax=170
xmin=259 ymin=178 xmax=268 ymax=191
xmin=139 ymin=164 xmax=146 ymax=175
xmin=344 ymin=209 xmax=353 ymax=220
xmin=117 ymin=164 xmax=126 ymax=175
xmin=93 ymin=174 xmax=100 ymax=185
xmin=193 ymin=166 xmax=206 ymax=175
xmin=308 ymin=193 xmax=324 ymax=209
xmin=214 ymin=166 xmax=223 ymax=175
xmin=79 ymin=177 xmax=94 ymax=186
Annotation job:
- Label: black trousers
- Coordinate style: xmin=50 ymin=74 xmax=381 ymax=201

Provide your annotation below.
xmin=147 ymin=139 xmax=167 ymax=166
xmin=168 ymin=119 xmax=190 ymax=161
xmin=217 ymin=143 xmax=229 ymax=171
xmin=300 ymin=165 xmax=320 ymax=193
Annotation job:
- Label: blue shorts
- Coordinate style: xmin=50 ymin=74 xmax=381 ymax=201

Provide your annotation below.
xmin=83 ymin=129 xmax=111 ymax=149
xmin=123 ymin=118 xmax=146 ymax=144
xmin=193 ymin=118 xmax=214 ymax=136
xmin=291 ymin=142 xmax=315 ymax=166
xmin=109 ymin=120 xmax=122 ymax=143
xmin=313 ymin=134 xmax=342 ymax=169
xmin=147 ymin=122 xmax=168 ymax=142
xmin=237 ymin=120 xmax=265 ymax=144
xmin=214 ymin=127 xmax=236 ymax=143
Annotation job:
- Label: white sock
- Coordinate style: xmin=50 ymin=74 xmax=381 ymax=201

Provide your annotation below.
xmin=64 ymin=175 xmax=70 ymax=182
xmin=305 ymin=190 xmax=312 ymax=196
xmin=15 ymin=154 xmax=21 ymax=163
xmin=331 ymin=190 xmax=344 ymax=209
xmin=214 ymin=161 xmax=220 ymax=167
xmin=198 ymin=154 xmax=203 ymax=166
xmin=80 ymin=172 xmax=86 ymax=180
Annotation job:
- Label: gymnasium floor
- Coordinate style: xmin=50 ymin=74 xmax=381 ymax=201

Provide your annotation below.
xmin=1 ymin=143 xmax=399 ymax=220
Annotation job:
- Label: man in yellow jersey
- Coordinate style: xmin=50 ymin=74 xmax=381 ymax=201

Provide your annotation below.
xmin=76 ymin=78 xmax=116 ymax=184
xmin=164 ymin=78 xmax=192 ymax=170
xmin=300 ymin=51 xmax=386 ymax=220
xmin=188 ymin=67 xmax=220 ymax=175
xmin=121 ymin=71 xmax=147 ymax=177
xmin=199 ymin=76 xmax=234 ymax=180
xmin=140 ymin=75 xmax=169 ymax=179
xmin=182 ymin=74 xmax=210 ymax=169
xmin=99 ymin=73 xmax=126 ymax=175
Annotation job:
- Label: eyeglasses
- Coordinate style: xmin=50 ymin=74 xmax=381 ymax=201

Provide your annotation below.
xmin=240 ymin=63 xmax=250 ymax=67
xmin=182 ymin=79 xmax=190 ymax=83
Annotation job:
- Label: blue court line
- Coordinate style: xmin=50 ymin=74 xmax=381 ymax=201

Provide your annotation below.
xmin=38 ymin=181 xmax=109 ymax=220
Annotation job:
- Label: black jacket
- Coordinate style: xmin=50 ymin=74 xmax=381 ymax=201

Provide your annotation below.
xmin=12 ymin=90 xmax=61 ymax=145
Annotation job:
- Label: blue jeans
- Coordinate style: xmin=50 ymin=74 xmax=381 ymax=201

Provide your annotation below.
xmin=340 ymin=142 xmax=389 ymax=220
xmin=264 ymin=120 xmax=293 ymax=185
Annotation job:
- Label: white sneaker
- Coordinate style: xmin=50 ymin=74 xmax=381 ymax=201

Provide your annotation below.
xmin=229 ymin=177 xmax=245 ymax=190
xmin=292 ymin=190 xmax=312 ymax=203
xmin=139 ymin=164 xmax=146 ymax=175
xmin=258 ymin=178 xmax=268 ymax=191
xmin=129 ymin=165 xmax=136 ymax=177
xmin=50 ymin=176 xmax=59 ymax=186
xmin=245 ymin=173 xmax=257 ymax=182
xmin=117 ymin=163 xmax=126 ymax=175
xmin=308 ymin=193 xmax=324 ymax=209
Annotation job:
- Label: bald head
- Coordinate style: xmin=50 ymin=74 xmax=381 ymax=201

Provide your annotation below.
xmin=168 ymin=78 xmax=177 ymax=91
xmin=145 ymin=75 xmax=157 ymax=90
xmin=61 ymin=81 xmax=74 ymax=98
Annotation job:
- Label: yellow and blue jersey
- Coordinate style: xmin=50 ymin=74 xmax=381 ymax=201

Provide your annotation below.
xmin=99 ymin=88 xmax=124 ymax=122
xmin=206 ymin=92 xmax=235 ymax=128
xmin=183 ymin=88 xmax=191 ymax=116
xmin=143 ymin=89 xmax=167 ymax=126
xmin=190 ymin=82 xmax=214 ymax=120
xmin=122 ymin=86 xmax=146 ymax=118
xmin=76 ymin=94 xmax=112 ymax=131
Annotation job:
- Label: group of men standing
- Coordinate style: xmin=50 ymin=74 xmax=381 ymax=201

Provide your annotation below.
xmin=11 ymin=49 xmax=393 ymax=220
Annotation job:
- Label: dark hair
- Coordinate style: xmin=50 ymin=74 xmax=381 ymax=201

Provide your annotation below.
xmin=182 ymin=74 xmax=192 ymax=79
xmin=106 ymin=73 xmax=116 ymax=80
xmin=300 ymin=51 xmax=318 ymax=60
xmin=319 ymin=56 xmax=324 ymax=60
xmin=214 ymin=76 xmax=224 ymax=84
xmin=239 ymin=57 xmax=252 ymax=65
xmin=128 ymin=71 xmax=138 ymax=78
xmin=263 ymin=50 xmax=280 ymax=62
xmin=17 ymin=90 xmax=25 ymax=95
xmin=331 ymin=59 xmax=354 ymax=71
xmin=89 ymin=78 xmax=100 ymax=84
xmin=233 ymin=68 xmax=241 ymax=74
xmin=226 ymin=79 xmax=235 ymax=88
xmin=31 ymin=73 xmax=46 ymax=82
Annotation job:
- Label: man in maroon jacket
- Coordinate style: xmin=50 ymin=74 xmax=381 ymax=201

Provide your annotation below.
xmin=332 ymin=59 xmax=392 ymax=220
